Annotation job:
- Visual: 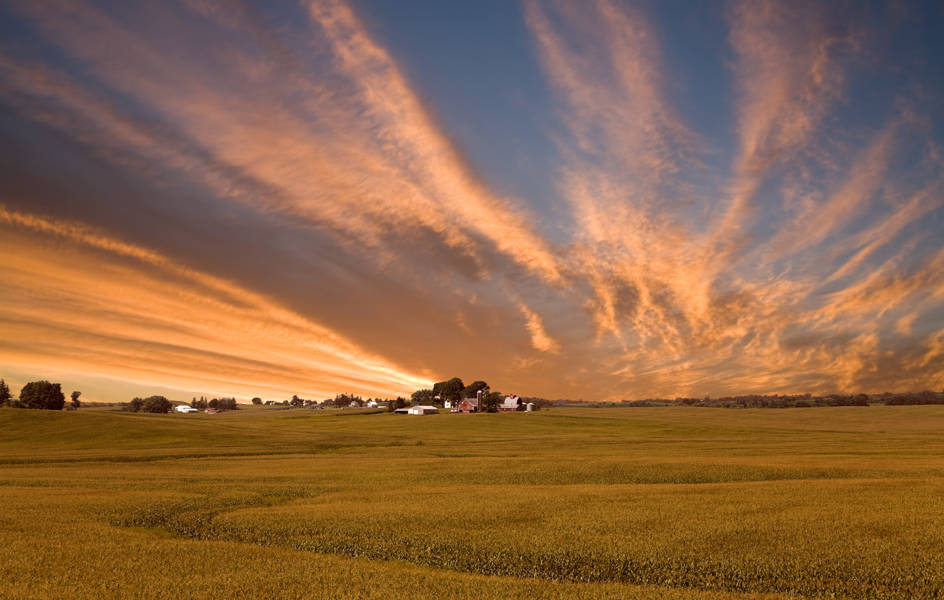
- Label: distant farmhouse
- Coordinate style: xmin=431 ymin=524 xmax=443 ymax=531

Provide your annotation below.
xmin=394 ymin=405 xmax=439 ymax=415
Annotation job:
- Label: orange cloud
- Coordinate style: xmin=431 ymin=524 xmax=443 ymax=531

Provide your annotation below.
xmin=0 ymin=206 xmax=431 ymax=399
xmin=517 ymin=302 xmax=560 ymax=354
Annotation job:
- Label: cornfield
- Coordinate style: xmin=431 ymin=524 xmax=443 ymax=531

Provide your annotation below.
xmin=1 ymin=405 xmax=942 ymax=599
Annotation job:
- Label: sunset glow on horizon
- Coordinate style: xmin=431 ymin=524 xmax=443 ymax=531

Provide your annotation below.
xmin=1 ymin=0 xmax=943 ymax=403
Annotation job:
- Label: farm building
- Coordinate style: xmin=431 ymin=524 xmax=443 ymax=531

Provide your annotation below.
xmin=452 ymin=389 xmax=485 ymax=413
xmin=394 ymin=406 xmax=438 ymax=415
xmin=175 ymin=405 xmax=198 ymax=413
xmin=454 ymin=398 xmax=477 ymax=413
xmin=498 ymin=394 xmax=520 ymax=412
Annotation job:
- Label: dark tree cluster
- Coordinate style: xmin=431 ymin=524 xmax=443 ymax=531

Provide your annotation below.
xmin=125 ymin=395 xmax=172 ymax=413
xmin=883 ymin=390 xmax=944 ymax=405
xmin=0 ymin=379 xmax=12 ymax=407
xmin=333 ymin=393 xmax=364 ymax=408
xmin=667 ymin=393 xmax=870 ymax=409
xmin=387 ymin=396 xmax=408 ymax=411
xmin=188 ymin=396 xmax=238 ymax=411
xmin=482 ymin=391 xmax=503 ymax=412
xmin=411 ymin=389 xmax=434 ymax=405
xmin=0 ymin=379 xmax=83 ymax=411
xmin=425 ymin=378 xmax=497 ymax=407
xmin=211 ymin=397 xmax=239 ymax=411
xmin=18 ymin=381 xmax=67 ymax=410
xmin=431 ymin=377 xmax=465 ymax=407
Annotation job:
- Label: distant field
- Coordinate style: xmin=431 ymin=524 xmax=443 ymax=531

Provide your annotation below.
xmin=1 ymin=406 xmax=942 ymax=599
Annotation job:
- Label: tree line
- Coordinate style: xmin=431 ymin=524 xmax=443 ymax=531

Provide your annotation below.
xmin=628 ymin=390 xmax=944 ymax=408
xmin=881 ymin=390 xmax=944 ymax=405
xmin=189 ymin=396 xmax=239 ymax=411
xmin=0 ymin=378 xmax=242 ymax=413
xmin=669 ymin=393 xmax=869 ymax=408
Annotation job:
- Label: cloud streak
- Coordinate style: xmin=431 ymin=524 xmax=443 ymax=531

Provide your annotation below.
xmin=0 ymin=205 xmax=430 ymax=400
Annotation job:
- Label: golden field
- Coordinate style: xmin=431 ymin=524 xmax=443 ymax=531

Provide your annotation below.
xmin=1 ymin=405 xmax=942 ymax=599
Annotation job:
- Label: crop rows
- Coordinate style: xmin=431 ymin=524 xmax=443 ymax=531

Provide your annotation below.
xmin=114 ymin=477 xmax=944 ymax=600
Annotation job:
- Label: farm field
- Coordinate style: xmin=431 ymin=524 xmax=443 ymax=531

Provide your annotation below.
xmin=1 ymin=405 xmax=943 ymax=599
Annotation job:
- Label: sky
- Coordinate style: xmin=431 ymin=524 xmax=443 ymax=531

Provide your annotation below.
xmin=1 ymin=0 xmax=943 ymax=403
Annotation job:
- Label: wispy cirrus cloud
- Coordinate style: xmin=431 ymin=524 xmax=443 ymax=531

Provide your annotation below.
xmin=525 ymin=0 xmax=709 ymax=348
xmin=718 ymin=0 xmax=863 ymax=243
xmin=525 ymin=0 xmax=944 ymax=398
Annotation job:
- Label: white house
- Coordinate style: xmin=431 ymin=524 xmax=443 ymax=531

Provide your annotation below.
xmin=407 ymin=405 xmax=439 ymax=415
xmin=175 ymin=405 xmax=198 ymax=413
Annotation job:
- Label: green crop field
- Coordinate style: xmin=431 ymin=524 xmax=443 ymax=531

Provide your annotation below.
xmin=1 ymin=405 xmax=942 ymax=599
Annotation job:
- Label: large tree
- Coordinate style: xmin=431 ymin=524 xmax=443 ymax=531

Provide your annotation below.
xmin=482 ymin=391 xmax=503 ymax=413
xmin=141 ymin=396 xmax=172 ymax=413
xmin=461 ymin=381 xmax=489 ymax=399
xmin=216 ymin=397 xmax=238 ymax=411
xmin=19 ymin=381 xmax=65 ymax=410
xmin=411 ymin=389 xmax=434 ymax=406
xmin=70 ymin=391 xmax=82 ymax=409
xmin=433 ymin=377 xmax=465 ymax=405
xmin=0 ymin=379 xmax=11 ymax=406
